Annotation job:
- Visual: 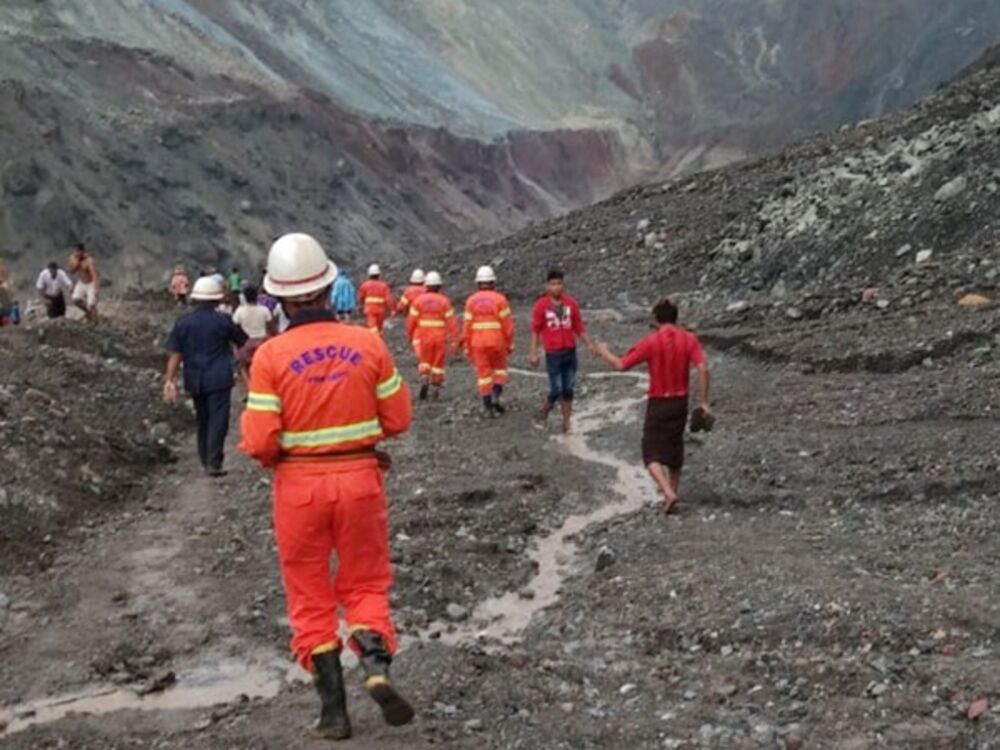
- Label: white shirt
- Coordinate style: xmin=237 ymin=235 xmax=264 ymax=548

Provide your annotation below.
xmin=233 ymin=304 xmax=273 ymax=339
xmin=274 ymin=304 xmax=290 ymax=333
xmin=36 ymin=269 xmax=73 ymax=297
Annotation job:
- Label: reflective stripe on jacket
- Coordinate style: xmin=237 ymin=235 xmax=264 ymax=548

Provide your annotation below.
xmin=406 ymin=291 xmax=458 ymax=343
xmin=463 ymin=289 xmax=514 ymax=350
xmin=358 ymin=279 xmax=394 ymax=313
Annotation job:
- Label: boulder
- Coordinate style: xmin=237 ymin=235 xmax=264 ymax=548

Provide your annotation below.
xmin=934 ymin=175 xmax=967 ymax=202
xmin=957 ymin=293 xmax=992 ymax=309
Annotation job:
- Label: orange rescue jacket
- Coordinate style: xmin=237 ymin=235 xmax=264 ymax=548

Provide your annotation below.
xmin=462 ymin=289 xmax=514 ymax=350
xmin=240 ymin=314 xmax=411 ymax=467
xmin=406 ymin=291 xmax=458 ymax=343
xmin=358 ymin=279 xmax=394 ymax=316
xmin=397 ymin=284 xmax=426 ymax=316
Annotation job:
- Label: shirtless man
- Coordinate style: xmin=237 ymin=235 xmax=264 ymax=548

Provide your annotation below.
xmin=68 ymin=243 xmax=99 ymax=322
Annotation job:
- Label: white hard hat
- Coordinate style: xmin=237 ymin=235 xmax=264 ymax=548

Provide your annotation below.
xmin=368 ymin=263 xmax=381 ymax=277
xmin=190 ymin=276 xmax=225 ymax=302
xmin=475 ymin=265 xmax=496 ymax=284
xmin=424 ymin=271 xmax=442 ymax=287
xmin=410 ymin=269 xmax=426 ymax=285
xmin=263 ymin=233 xmax=338 ymax=300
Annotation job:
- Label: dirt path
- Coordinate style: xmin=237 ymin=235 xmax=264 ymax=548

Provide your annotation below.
xmin=0 ymin=428 xmax=300 ymax=735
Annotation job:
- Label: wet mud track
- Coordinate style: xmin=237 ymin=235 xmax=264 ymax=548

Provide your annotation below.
xmin=2 ymin=310 xmax=999 ymax=748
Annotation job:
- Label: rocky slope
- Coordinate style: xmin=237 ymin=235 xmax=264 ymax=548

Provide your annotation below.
xmin=1 ymin=1 xmax=999 ymax=285
xmin=0 ymin=308 xmax=184 ymax=572
xmin=455 ymin=46 xmax=1000 ymax=327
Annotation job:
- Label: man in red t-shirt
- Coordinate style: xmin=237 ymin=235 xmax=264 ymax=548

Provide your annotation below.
xmin=529 ymin=269 xmax=597 ymax=433
xmin=596 ymin=298 xmax=711 ymax=513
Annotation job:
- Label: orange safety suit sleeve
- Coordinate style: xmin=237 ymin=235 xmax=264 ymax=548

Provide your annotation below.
xmin=500 ymin=297 xmax=515 ymax=348
xmin=405 ymin=303 xmax=419 ymax=340
xmin=240 ymin=348 xmax=283 ymax=467
xmin=374 ymin=335 xmax=412 ymax=438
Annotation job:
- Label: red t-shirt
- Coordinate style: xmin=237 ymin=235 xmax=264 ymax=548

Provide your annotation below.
xmin=620 ymin=325 xmax=705 ymax=398
xmin=531 ymin=294 xmax=586 ymax=352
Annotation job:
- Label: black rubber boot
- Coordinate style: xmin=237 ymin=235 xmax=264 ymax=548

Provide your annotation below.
xmin=419 ymin=384 xmax=429 ymax=401
xmin=351 ymin=630 xmax=415 ymax=727
xmin=481 ymin=396 xmax=496 ymax=419
xmin=310 ymin=650 xmax=352 ymax=741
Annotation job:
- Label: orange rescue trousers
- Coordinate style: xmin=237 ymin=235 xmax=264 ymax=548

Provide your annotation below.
xmin=365 ymin=308 xmax=388 ymax=334
xmin=417 ymin=338 xmax=447 ymax=385
xmin=470 ymin=346 xmax=509 ymax=395
xmin=272 ymin=459 xmax=396 ymax=672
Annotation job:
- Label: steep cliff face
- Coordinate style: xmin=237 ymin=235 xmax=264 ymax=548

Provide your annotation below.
xmin=7 ymin=0 xmax=997 ymax=138
xmin=620 ymin=0 xmax=1000 ymax=169
xmin=0 ymin=1 xmax=998 ymax=283
xmin=0 ymin=41 xmax=633 ymax=283
xmin=0 ymin=30 xmax=634 ymax=284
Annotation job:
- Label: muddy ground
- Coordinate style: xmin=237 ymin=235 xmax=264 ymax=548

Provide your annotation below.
xmin=1 ymin=300 xmax=999 ymax=749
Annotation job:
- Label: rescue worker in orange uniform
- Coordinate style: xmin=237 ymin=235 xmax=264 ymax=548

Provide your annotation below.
xmin=396 ymin=269 xmax=426 ymax=317
xmin=462 ymin=265 xmax=515 ymax=416
xmin=240 ymin=234 xmax=414 ymax=740
xmin=405 ymin=271 xmax=458 ymax=401
xmin=357 ymin=264 xmax=394 ymax=335
xmin=397 ymin=269 xmax=427 ymax=359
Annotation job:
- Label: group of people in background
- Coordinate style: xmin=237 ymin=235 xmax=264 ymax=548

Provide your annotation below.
xmin=0 ymin=244 xmax=99 ymax=326
xmin=162 ymin=255 xmax=712 ymax=458
xmin=165 ymin=259 xmax=516 ymax=418
xmin=350 ymin=263 xmax=516 ymax=413
xmin=169 ymin=265 xmax=248 ymax=310
xmin=5 ymin=245 xmax=711 ymax=516
xmin=168 ymin=264 xmax=285 ymax=382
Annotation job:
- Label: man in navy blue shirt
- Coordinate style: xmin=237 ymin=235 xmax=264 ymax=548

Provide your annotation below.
xmin=163 ymin=276 xmax=248 ymax=476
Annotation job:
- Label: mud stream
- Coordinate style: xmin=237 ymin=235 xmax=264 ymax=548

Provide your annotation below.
xmin=423 ymin=377 xmax=654 ymax=646
xmin=1 ymin=376 xmax=651 ymax=735
xmin=0 ymin=660 xmax=298 ymax=735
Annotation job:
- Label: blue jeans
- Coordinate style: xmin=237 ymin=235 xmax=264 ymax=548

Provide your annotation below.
xmin=545 ymin=349 xmax=578 ymax=404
